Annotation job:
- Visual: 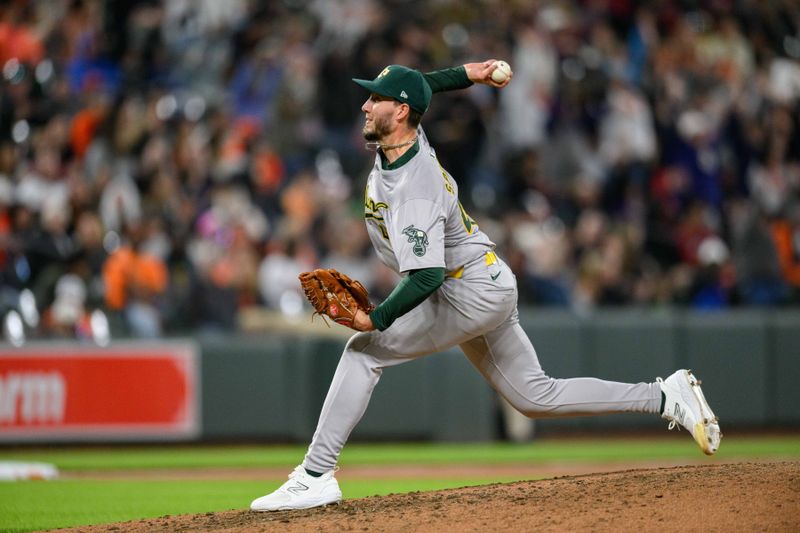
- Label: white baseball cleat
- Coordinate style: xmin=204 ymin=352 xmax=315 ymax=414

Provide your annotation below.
xmin=657 ymin=369 xmax=722 ymax=455
xmin=250 ymin=465 xmax=342 ymax=512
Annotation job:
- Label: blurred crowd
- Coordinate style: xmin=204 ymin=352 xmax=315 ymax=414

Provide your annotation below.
xmin=1 ymin=0 xmax=799 ymax=340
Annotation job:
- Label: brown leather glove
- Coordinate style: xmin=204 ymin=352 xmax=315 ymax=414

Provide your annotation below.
xmin=298 ymin=269 xmax=375 ymax=328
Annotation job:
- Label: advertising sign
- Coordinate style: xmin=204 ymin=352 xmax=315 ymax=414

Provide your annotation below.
xmin=0 ymin=342 xmax=199 ymax=441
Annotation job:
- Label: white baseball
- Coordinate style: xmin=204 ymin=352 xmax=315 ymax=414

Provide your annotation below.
xmin=491 ymin=60 xmax=512 ymax=83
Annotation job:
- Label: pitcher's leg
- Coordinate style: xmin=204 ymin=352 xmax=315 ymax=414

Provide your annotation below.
xmin=461 ymin=322 xmax=661 ymax=417
xmin=303 ymin=333 xmax=400 ymax=472
xmin=303 ymin=294 xmax=455 ymax=473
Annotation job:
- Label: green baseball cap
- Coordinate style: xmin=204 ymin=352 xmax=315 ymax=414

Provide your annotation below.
xmin=353 ymin=65 xmax=432 ymax=115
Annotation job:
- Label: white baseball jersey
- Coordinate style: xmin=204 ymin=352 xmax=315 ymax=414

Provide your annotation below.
xmin=363 ymin=127 xmax=495 ymax=275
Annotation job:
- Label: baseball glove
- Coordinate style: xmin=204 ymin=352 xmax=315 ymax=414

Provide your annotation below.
xmin=298 ymin=268 xmax=375 ymax=328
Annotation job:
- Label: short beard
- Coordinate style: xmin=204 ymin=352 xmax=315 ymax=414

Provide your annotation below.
xmin=363 ymin=115 xmax=391 ymax=142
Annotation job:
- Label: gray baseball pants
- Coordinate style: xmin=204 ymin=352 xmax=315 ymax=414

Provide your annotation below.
xmin=303 ymin=256 xmax=661 ymax=473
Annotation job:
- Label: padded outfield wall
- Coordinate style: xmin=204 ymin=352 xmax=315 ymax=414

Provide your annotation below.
xmin=200 ymin=308 xmax=800 ymax=442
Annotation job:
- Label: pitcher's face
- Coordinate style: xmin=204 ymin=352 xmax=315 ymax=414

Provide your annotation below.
xmin=362 ymin=93 xmax=398 ymax=141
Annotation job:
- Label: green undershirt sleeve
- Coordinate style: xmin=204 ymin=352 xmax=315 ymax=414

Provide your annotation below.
xmin=369 ymin=267 xmax=446 ymax=331
xmin=423 ymin=66 xmax=473 ymax=93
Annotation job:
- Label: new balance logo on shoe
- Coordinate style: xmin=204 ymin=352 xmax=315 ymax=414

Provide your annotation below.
xmin=286 ymin=482 xmax=309 ymax=495
xmin=674 ymin=403 xmax=685 ymax=425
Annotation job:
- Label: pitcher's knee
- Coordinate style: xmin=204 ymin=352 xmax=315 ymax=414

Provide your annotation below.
xmin=510 ymin=401 xmax=549 ymax=418
xmin=505 ymin=378 xmax=562 ymax=418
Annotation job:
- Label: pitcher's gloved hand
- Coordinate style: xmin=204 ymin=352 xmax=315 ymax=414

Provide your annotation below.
xmin=298 ymin=269 xmax=375 ymax=329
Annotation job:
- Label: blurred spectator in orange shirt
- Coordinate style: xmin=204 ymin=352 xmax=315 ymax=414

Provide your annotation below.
xmin=0 ymin=2 xmax=44 ymax=65
xmin=102 ymin=221 xmax=168 ymax=337
xmin=771 ymin=205 xmax=800 ymax=297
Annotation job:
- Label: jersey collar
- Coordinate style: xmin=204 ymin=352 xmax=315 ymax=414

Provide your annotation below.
xmin=380 ymin=138 xmax=420 ymax=171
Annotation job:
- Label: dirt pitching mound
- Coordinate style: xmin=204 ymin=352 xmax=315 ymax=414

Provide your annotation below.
xmin=61 ymin=462 xmax=799 ymax=532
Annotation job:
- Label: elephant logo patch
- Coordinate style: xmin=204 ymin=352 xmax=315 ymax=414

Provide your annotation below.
xmin=402 ymin=225 xmax=429 ymax=257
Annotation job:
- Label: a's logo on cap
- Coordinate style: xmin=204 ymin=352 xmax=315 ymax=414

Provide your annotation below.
xmin=400 ymin=90 xmax=408 ymax=99
xmin=378 ymin=67 xmax=391 ymax=78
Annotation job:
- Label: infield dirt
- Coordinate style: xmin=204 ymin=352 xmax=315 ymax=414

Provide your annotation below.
xmin=57 ymin=461 xmax=799 ymax=532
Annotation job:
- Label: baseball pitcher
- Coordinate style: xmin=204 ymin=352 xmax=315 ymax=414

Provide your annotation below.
xmin=250 ymin=60 xmax=721 ymax=512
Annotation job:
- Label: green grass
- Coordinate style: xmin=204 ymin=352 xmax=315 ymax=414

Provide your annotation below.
xmin=1 ymin=435 xmax=797 ymax=470
xmin=1 ymin=435 xmax=798 ymax=532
